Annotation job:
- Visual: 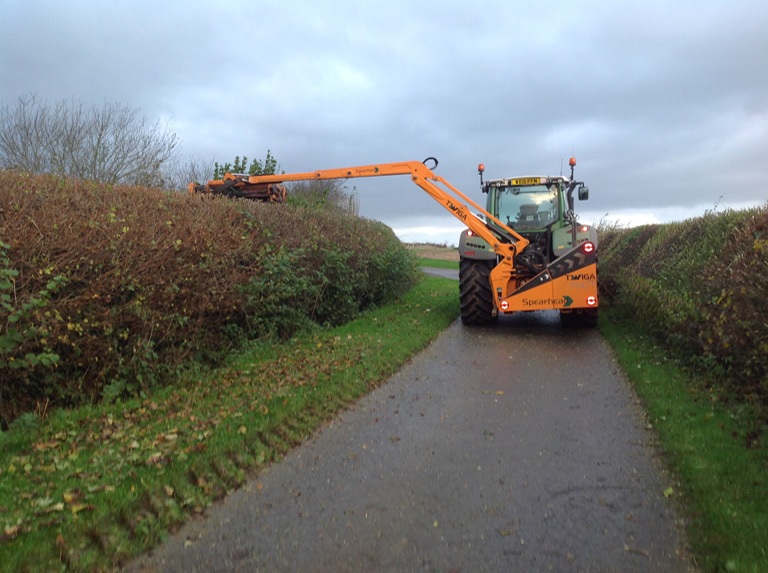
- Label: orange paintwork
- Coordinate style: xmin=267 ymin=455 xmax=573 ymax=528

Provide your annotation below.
xmin=213 ymin=160 xmax=598 ymax=314
xmin=188 ymin=173 xmax=286 ymax=203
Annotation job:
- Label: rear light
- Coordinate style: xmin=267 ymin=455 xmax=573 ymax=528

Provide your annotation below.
xmin=587 ymin=296 xmax=597 ymax=306
xmin=580 ymin=225 xmax=589 ymax=233
xmin=582 ymin=241 xmax=595 ymax=254
xmin=467 ymin=230 xmax=475 ymax=237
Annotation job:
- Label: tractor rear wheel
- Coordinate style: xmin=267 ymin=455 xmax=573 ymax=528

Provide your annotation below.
xmin=459 ymin=258 xmax=497 ymax=326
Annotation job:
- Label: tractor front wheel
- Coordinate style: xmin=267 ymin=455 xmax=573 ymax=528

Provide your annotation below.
xmin=459 ymin=258 xmax=497 ymax=326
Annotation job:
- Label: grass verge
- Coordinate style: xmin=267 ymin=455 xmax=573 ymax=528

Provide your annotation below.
xmin=600 ymin=306 xmax=768 ymax=573
xmin=0 ymin=276 xmax=460 ymax=572
xmin=416 ymin=257 xmax=460 ymax=270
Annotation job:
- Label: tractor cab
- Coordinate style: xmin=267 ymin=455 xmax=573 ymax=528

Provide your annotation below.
xmin=491 ymin=177 xmax=567 ymax=232
xmin=458 ymin=168 xmax=596 ymax=266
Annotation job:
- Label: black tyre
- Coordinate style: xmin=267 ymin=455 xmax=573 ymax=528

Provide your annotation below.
xmin=459 ymin=258 xmax=497 ymax=326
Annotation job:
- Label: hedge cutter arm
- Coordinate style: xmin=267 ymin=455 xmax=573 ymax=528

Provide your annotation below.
xmin=241 ymin=158 xmax=530 ymax=310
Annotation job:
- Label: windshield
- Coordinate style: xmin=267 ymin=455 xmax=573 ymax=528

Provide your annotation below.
xmin=496 ymin=184 xmax=560 ymax=230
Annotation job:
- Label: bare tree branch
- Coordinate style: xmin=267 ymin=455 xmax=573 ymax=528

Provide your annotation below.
xmin=0 ymin=94 xmax=180 ymax=186
xmin=163 ymin=156 xmax=216 ymax=192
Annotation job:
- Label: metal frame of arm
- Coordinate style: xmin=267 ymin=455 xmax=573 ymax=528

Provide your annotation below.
xmin=231 ymin=158 xmax=598 ymax=313
xmin=241 ymin=158 xmax=530 ymax=310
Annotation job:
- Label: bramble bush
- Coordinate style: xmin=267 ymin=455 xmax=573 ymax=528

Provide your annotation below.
xmin=598 ymin=205 xmax=768 ymax=410
xmin=0 ymin=171 xmax=419 ymax=425
xmin=0 ymin=240 xmax=66 ymax=404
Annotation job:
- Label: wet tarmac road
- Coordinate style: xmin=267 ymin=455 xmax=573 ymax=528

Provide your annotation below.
xmin=420 ymin=267 xmax=460 ymax=280
xmin=126 ymin=309 xmax=692 ymax=572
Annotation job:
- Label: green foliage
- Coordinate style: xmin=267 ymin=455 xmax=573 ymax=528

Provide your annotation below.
xmin=598 ymin=205 xmax=768 ymax=415
xmin=0 ymin=277 xmax=458 ymax=571
xmin=244 ymin=217 xmax=420 ymax=338
xmin=213 ymin=150 xmax=278 ymax=179
xmin=245 ymin=247 xmax=318 ymax=339
xmin=6 ymin=411 xmax=40 ymax=434
xmin=0 ymin=241 xmax=66 ymax=370
xmin=0 ymin=170 xmax=418 ymax=424
xmin=0 ymin=241 xmax=67 ymax=424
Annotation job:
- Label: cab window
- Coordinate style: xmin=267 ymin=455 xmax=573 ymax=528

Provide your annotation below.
xmin=496 ymin=184 xmax=559 ymax=230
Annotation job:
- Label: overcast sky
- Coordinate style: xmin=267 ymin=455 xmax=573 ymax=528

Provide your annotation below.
xmin=2 ymin=0 xmax=766 ymax=245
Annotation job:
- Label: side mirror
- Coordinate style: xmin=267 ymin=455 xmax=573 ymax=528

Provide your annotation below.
xmin=578 ymin=186 xmax=589 ymax=201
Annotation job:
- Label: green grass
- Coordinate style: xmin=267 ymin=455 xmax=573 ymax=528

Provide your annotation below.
xmin=416 ymin=257 xmax=460 ymax=269
xmin=599 ymin=306 xmax=768 ymax=573
xmin=0 ymin=277 xmax=460 ymax=572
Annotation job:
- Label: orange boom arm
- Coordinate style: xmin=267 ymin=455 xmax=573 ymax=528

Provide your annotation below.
xmin=225 ymin=158 xmax=598 ymax=315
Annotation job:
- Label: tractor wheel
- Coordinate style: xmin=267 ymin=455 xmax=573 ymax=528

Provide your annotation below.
xmin=559 ymin=309 xmax=599 ymax=328
xmin=459 ymin=258 xmax=497 ymax=326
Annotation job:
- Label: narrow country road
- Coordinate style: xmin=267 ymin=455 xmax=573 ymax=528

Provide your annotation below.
xmin=126 ymin=310 xmax=692 ymax=572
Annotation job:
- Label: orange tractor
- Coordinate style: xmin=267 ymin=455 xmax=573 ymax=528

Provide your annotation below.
xmin=194 ymin=157 xmax=598 ymax=326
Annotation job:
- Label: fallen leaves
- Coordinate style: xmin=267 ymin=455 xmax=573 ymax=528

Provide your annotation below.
xmin=145 ymin=452 xmax=171 ymax=468
xmin=0 ymin=304 xmax=437 ymax=558
xmin=32 ymin=501 xmax=65 ymax=521
xmin=63 ymin=488 xmax=83 ymax=504
xmin=70 ymin=503 xmax=95 ymax=515
xmin=34 ymin=497 xmax=58 ymax=510
xmin=2 ymin=523 xmax=22 ymax=541
xmin=624 ymin=544 xmax=650 ymax=558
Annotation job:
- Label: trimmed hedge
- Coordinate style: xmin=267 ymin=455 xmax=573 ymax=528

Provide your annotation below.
xmin=598 ymin=206 xmax=768 ymax=405
xmin=0 ymin=171 xmax=419 ymax=424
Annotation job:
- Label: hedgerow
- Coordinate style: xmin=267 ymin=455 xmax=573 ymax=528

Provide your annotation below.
xmin=598 ymin=205 xmax=768 ymax=415
xmin=0 ymin=171 xmax=419 ymax=425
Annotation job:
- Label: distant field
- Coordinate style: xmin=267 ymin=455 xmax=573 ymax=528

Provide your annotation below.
xmin=405 ymin=242 xmax=460 ymax=262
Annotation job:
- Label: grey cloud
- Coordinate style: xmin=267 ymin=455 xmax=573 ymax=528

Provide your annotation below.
xmin=2 ymin=0 xmax=766 ymax=241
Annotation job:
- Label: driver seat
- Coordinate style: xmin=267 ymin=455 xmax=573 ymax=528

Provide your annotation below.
xmin=518 ymin=204 xmax=540 ymax=225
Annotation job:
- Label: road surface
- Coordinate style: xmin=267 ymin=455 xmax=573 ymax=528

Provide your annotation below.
xmin=420 ymin=267 xmax=460 ymax=280
xmin=126 ymin=308 xmax=692 ymax=572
